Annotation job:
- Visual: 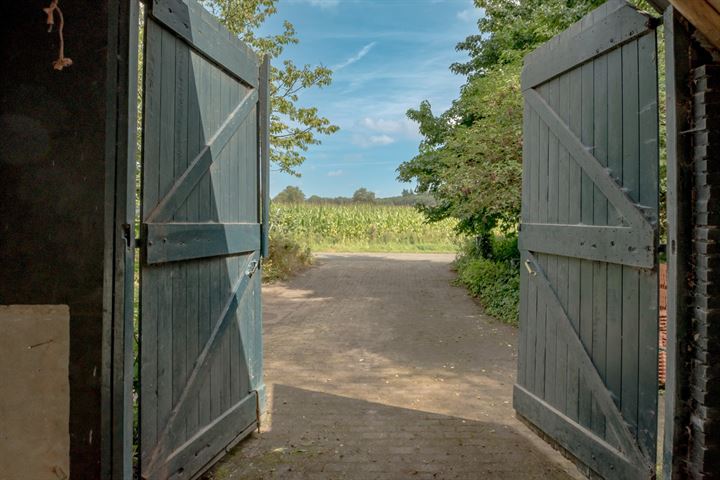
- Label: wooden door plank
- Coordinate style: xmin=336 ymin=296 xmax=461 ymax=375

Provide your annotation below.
xmin=545 ymin=78 xmax=560 ymax=408
xmin=523 ymin=252 xmax=648 ymax=467
xmin=197 ymin=56 xmax=213 ymax=429
xmin=209 ymin=64 xmax=223 ymax=422
xmin=143 ymin=20 xmax=163 ymax=221
xmin=145 ymin=253 xmax=259 ymax=475
xmin=146 ymin=88 xmax=259 ymax=224
xmin=606 ymin=46 xmax=624 ymax=425
xmin=637 ymin=30 xmax=659 ymax=461
xmin=621 ymin=39 xmax=641 ymax=444
xmin=228 ymin=81 xmax=242 ymax=409
xmin=185 ymin=50 xmax=202 ymax=438
xmin=521 ymin=4 xmax=655 ymax=90
xmin=157 ymin=27 xmax=178 ymax=445
xmin=535 ymin=89 xmax=550 ymax=398
xmin=517 ymin=4 xmax=659 ymax=475
xmin=259 ymin=58 xmax=271 ymax=257
xmin=172 ymin=39 xmax=190 ymax=446
xmin=566 ymin=66 xmax=582 ymax=422
xmin=140 ymin=8 xmax=265 ymax=479
xmin=151 ymin=0 xmax=259 ymax=87
xmin=519 ymin=223 xmax=654 ymax=268
xmin=519 ymin=97 xmax=531 ymax=388
xmin=579 ymin=57 xmax=594 ymax=432
xmin=524 ymin=88 xmax=653 ymax=235
xmin=140 ymin=17 xmax=164 ymax=463
xmin=525 ymin=108 xmax=539 ymax=392
xmin=555 ymin=71 xmax=571 ymax=414
xmin=514 ymin=385 xmax=649 ymax=480
xmin=219 ymin=72 xmax=232 ymax=418
xmin=592 ymin=52 xmax=608 ymax=439
xmin=158 ymin=394 xmax=258 ymax=480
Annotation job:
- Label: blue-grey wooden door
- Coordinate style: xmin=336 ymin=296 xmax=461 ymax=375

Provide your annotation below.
xmin=139 ymin=1 xmax=270 ymax=478
xmin=514 ymin=2 xmax=659 ymax=479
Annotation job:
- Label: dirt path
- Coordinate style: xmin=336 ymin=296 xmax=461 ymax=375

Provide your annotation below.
xmin=208 ymin=253 xmax=581 ymax=480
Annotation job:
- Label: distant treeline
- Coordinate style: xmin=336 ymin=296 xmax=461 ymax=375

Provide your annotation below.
xmin=274 ymin=186 xmax=436 ymax=207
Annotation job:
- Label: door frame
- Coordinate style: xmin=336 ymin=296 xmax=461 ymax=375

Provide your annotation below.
xmin=105 ymin=0 xmax=140 ymax=478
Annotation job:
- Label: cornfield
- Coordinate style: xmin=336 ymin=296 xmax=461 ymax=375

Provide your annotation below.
xmin=271 ymin=203 xmax=459 ymax=252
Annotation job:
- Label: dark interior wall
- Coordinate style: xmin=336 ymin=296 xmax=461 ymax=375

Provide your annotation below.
xmin=688 ymin=62 xmax=720 ymax=479
xmin=0 ymin=2 xmax=114 ymax=477
xmin=665 ymin=8 xmax=720 ymax=478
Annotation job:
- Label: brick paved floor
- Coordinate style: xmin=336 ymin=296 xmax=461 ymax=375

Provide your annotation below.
xmin=207 ymin=253 xmax=581 ymax=480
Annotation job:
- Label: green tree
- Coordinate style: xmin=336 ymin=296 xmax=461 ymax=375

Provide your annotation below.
xmin=200 ymin=0 xmax=339 ymax=175
xmin=451 ymin=0 xmax=605 ymax=78
xmin=352 ymin=188 xmax=376 ymax=203
xmin=274 ymin=186 xmax=305 ymax=204
xmin=400 ymin=0 xmax=605 ymax=237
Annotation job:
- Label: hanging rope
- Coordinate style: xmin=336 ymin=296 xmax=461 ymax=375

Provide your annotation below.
xmin=43 ymin=0 xmax=72 ymax=70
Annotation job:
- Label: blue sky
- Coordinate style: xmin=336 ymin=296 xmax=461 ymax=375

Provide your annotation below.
xmin=260 ymin=0 xmax=483 ymax=198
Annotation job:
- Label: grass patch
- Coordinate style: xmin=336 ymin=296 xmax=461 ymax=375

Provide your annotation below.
xmin=454 ymin=236 xmax=520 ymax=326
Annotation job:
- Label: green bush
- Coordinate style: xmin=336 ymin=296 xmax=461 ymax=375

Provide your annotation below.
xmin=455 ymin=236 xmax=520 ymax=325
xmin=263 ymin=232 xmax=313 ymax=283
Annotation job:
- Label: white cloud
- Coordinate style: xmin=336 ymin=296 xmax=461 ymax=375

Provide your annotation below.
xmin=351 ymin=134 xmax=396 ymax=148
xmin=360 ymin=117 xmax=420 ymax=139
xmin=457 ymin=3 xmax=482 ymax=23
xmin=327 ymin=169 xmax=344 ymax=177
xmin=333 ymin=42 xmax=377 ymax=71
xmin=293 ymin=0 xmax=339 ymax=7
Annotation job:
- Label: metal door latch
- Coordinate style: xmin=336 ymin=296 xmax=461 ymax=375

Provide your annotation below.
xmin=524 ymin=259 xmax=537 ymax=276
xmin=246 ymin=260 xmax=259 ymax=277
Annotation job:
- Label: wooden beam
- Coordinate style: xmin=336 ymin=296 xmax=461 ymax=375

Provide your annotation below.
xmin=520 ymin=223 xmax=654 ymax=268
xmin=145 ymin=223 xmax=261 ymax=264
xmin=258 ymin=56 xmax=271 ymax=259
xmin=525 ymin=88 xmax=655 ymax=234
xmin=145 ymin=89 xmax=258 ymax=223
xmin=144 ymin=252 xmax=259 ymax=476
xmin=670 ymin=0 xmax=720 ymax=50
xmin=663 ymin=7 xmax=696 ymax=479
xmin=521 ymin=251 xmax=649 ymax=468
xmin=151 ymin=0 xmax=259 ymax=86
xmin=522 ymin=3 xmax=655 ymax=89
xmin=514 ymin=385 xmax=650 ymax=480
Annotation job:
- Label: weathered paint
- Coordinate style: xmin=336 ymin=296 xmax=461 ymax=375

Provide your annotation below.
xmin=515 ymin=3 xmax=660 ymax=478
xmin=138 ymin=1 xmax=267 ymax=478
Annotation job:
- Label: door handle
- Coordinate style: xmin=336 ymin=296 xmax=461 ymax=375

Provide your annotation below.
xmin=524 ymin=259 xmax=537 ymax=276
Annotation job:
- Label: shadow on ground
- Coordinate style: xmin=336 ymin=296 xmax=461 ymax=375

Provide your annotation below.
xmin=209 ymin=384 xmax=575 ymax=480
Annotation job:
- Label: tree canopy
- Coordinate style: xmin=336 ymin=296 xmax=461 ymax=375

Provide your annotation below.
xmin=274 ymin=186 xmax=305 ymax=204
xmin=352 ymin=188 xmax=376 ymax=203
xmin=201 ymin=0 xmax=339 ymax=175
xmin=399 ymin=0 xmax=606 ymax=236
